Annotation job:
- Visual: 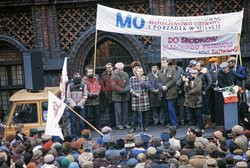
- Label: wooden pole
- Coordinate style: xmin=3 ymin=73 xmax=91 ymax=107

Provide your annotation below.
xmin=67 ymin=105 xmax=103 ymax=136
xmin=93 ymin=30 xmax=98 ymax=75
xmin=235 ymin=54 xmax=238 ymax=72
xmin=238 ymin=33 xmax=242 ymax=66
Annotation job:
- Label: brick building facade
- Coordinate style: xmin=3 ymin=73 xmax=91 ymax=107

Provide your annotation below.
xmin=0 ymin=0 xmax=249 ymax=124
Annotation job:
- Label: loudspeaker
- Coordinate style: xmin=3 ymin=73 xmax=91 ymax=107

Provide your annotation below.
xmin=23 ymin=51 xmax=44 ymax=91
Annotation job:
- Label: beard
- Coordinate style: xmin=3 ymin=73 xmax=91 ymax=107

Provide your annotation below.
xmin=88 ymin=74 xmax=94 ymax=78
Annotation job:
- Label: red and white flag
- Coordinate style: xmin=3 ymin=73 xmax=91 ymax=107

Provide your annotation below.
xmin=60 ymin=57 xmax=68 ymax=101
xmin=45 ymin=91 xmax=66 ymax=140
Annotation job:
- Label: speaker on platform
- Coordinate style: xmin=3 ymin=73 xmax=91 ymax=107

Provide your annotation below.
xmin=23 ymin=51 xmax=44 ymax=91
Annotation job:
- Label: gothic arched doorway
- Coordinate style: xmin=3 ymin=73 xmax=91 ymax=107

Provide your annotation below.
xmin=69 ymin=26 xmax=146 ymax=77
xmin=85 ymin=38 xmax=134 ymax=76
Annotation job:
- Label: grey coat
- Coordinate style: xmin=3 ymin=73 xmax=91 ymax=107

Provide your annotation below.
xmin=111 ymin=71 xmax=130 ymax=102
xmin=66 ymin=82 xmax=88 ymax=108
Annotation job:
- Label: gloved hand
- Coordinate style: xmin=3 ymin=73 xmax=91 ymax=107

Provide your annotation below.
xmin=91 ymin=94 xmax=98 ymax=99
xmin=73 ymin=105 xmax=81 ymax=111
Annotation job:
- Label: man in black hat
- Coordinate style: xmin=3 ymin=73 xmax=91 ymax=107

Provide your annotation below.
xmin=147 ymin=63 xmax=164 ymax=126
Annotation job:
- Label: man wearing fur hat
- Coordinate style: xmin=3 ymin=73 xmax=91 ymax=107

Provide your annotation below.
xmin=158 ymin=57 xmax=178 ymax=127
xmin=111 ymin=62 xmax=130 ymax=130
xmin=195 ymin=61 xmax=212 ymax=129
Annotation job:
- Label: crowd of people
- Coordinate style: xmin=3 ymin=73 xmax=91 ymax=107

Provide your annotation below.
xmin=66 ymin=56 xmax=248 ymax=138
xmin=1 ymin=122 xmax=250 ymax=167
xmin=0 ymin=56 xmax=249 ymax=167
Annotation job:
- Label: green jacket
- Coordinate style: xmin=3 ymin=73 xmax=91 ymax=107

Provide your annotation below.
xmin=111 ymin=71 xmax=130 ymax=102
xmin=158 ymin=66 xmax=178 ymax=100
xmin=184 ymin=77 xmax=202 ymax=108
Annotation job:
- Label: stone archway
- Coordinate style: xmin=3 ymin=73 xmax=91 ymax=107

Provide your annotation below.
xmin=69 ymin=26 xmax=146 ymax=75
xmin=0 ymin=35 xmax=28 ymax=54
xmin=0 ymin=35 xmax=29 ymax=114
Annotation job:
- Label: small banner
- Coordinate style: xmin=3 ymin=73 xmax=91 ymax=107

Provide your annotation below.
xmin=96 ymin=4 xmax=243 ymax=37
xmin=45 ymin=91 xmax=66 ymax=140
xmin=60 ymin=58 xmax=68 ymax=101
xmin=161 ymin=34 xmax=239 ymax=58
xmin=222 ymin=91 xmax=238 ymax=104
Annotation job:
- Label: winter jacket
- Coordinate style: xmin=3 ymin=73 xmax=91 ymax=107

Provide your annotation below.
xmin=197 ymin=68 xmax=212 ymax=94
xmin=184 ymin=77 xmax=202 ymax=108
xmin=158 ymin=66 xmax=178 ymax=100
xmin=67 ymin=82 xmax=87 ymax=108
xmin=82 ymin=75 xmax=101 ymax=106
xmin=101 ymin=70 xmax=113 ymax=104
xmin=111 ymin=71 xmax=130 ymax=102
xmin=147 ymin=72 xmax=162 ymax=107
xmin=217 ymin=70 xmax=238 ymax=88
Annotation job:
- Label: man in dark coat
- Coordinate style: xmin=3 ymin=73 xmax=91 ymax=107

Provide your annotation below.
xmin=101 ymin=62 xmax=115 ymax=127
xmin=147 ymin=63 xmax=164 ymax=126
xmin=171 ymin=59 xmax=186 ymax=125
xmin=111 ymin=62 xmax=130 ymax=130
xmin=217 ymin=62 xmax=238 ymax=88
xmin=15 ymin=124 xmax=27 ymax=143
xmin=207 ymin=57 xmax=221 ymax=125
xmin=158 ymin=57 xmax=178 ymax=127
xmin=196 ymin=61 xmax=212 ymax=129
xmin=183 ymin=69 xmax=204 ymax=130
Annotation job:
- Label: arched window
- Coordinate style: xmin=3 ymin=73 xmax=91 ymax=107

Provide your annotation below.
xmin=85 ymin=39 xmax=133 ymax=74
xmin=0 ymin=42 xmax=24 ymax=114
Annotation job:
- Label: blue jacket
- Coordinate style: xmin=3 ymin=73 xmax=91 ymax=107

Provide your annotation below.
xmin=230 ymin=65 xmax=247 ymax=86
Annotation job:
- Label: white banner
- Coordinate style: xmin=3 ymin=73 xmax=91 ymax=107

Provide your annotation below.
xmin=96 ymin=4 xmax=243 ymax=37
xmin=161 ymin=34 xmax=239 ymax=59
xmin=60 ymin=58 xmax=68 ymax=101
xmin=45 ymin=91 xmax=66 ymax=140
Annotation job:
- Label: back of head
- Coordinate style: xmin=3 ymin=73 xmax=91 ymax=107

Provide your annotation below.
xmin=137 ymin=153 xmax=146 ymax=162
xmin=217 ymin=159 xmax=226 ymax=168
xmin=97 ymin=147 xmax=106 ymax=158
xmin=15 ymin=159 xmax=25 ymax=168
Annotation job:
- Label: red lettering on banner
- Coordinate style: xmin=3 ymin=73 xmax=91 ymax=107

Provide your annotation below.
xmin=106 ymin=80 xmax=114 ymax=91
xmin=168 ymin=37 xmax=179 ymax=43
xmin=53 ymin=101 xmax=62 ymax=118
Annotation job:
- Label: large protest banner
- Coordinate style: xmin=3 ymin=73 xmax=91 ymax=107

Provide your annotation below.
xmin=96 ymin=4 xmax=243 ymax=37
xmin=161 ymin=34 xmax=240 ymax=58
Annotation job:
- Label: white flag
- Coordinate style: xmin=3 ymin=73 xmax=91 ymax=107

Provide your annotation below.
xmin=45 ymin=91 xmax=66 ymax=140
xmin=60 ymin=57 xmax=68 ymax=101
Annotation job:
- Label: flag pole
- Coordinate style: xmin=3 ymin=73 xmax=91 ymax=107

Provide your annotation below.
xmin=67 ymin=105 xmax=103 ymax=136
xmin=93 ymin=29 xmax=98 ymax=75
xmin=238 ymin=33 xmax=242 ymax=66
